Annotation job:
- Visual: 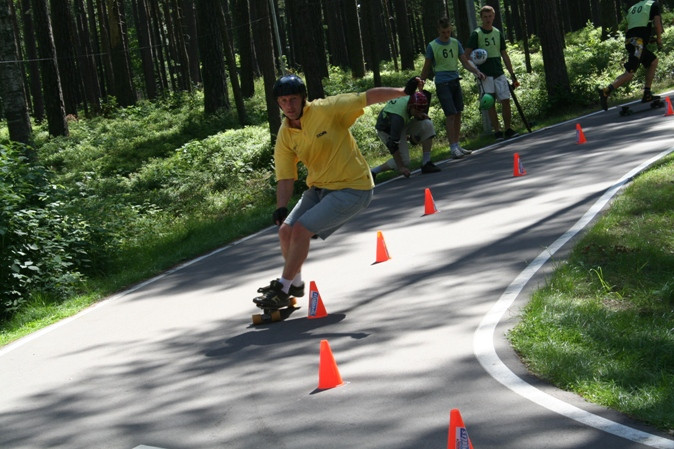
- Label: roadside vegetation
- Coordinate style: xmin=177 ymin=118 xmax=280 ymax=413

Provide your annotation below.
xmin=1 ymin=21 xmax=673 ymax=432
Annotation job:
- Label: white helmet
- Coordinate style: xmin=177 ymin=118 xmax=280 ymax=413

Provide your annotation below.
xmin=470 ymin=48 xmax=488 ymax=65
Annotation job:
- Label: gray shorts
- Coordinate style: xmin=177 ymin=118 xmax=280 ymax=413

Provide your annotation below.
xmin=285 ymin=187 xmax=373 ymax=239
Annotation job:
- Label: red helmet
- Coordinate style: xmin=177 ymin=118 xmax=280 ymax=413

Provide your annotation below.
xmin=408 ymin=91 xmax=429 ymax=111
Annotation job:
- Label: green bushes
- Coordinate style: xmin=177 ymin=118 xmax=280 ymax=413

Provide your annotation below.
xmin=0 ymin=144 xmax=97 ymax=317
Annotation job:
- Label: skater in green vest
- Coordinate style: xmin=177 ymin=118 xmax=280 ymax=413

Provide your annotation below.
xmin=464 ymin=5 xmax=520 ymax=141
xmin=420 ymin=16 xmax=485 ymax=159
xmin=371 ymin=90 xmax=440 ymax=180
xmin=598 ymin=0 xmax=663 ymax=111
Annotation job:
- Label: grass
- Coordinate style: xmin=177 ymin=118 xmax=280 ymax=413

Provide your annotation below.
xmin=508 ymin=155 xmax=674 ymax=433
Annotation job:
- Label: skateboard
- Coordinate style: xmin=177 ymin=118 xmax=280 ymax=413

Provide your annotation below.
xmin=252 ymin=297 xmax=300 ymax=325
xmin=618 ymin=99 xmax=664 ymax=116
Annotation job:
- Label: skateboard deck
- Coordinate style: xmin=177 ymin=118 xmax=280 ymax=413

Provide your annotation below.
xmin=618 ymin=99 xmax=664 ymax=116
xmin=252 ymin=297 xmax=300 ymax=325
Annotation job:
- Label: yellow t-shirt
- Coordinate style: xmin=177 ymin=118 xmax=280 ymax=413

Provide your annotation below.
xmin=274 ymin=92 xmax=374 ymax=191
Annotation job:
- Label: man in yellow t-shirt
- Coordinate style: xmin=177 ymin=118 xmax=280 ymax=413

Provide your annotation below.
xmin=255 ymin=74 xmax=421 ymax=308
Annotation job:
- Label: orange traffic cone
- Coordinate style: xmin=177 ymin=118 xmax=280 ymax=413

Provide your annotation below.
xmin=576 ymin=123 xmax=587 ymax=144
xmin=447 ymin=409 xmax=475 ymax=449
xmin=374 ymin=230 xmax=391 ymax=263
xmin=424 ymin=188 xmax=438 ymax=215
xmin=308 ymin=281 xmax=328 ymax=319
xmin=513 ymin=153 xmax=526 ymax=177
xmin=664 ymin=97 xmax=674 ymax=117
xmin=318 ymin=340 xmax=344 ymax=389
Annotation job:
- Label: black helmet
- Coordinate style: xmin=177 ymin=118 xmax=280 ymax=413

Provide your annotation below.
xmin=273 ymin=75 xmax=306 ymax=98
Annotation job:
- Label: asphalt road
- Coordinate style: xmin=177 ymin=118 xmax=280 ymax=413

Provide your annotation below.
xmin=1 ymin=99 xmax=674 ymax=449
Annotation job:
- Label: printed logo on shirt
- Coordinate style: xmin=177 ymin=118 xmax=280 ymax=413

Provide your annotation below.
xmin=316 ymin=131 xmax=327 ymax=138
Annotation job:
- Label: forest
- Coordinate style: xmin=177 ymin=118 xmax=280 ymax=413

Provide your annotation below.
xmin=4 ymin=0 xmax=674 ymax=144
xmin=1 ymin=0 xmax=674 ymax=320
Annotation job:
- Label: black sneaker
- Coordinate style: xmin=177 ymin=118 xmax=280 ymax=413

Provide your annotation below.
xmin=421 ymin=161 xmax=441 ymax=173
xmin=641 ymin=92 xmax=661 ymax=103
xmin=494 ymin=131 xmax=504 ymax=140
xmin=504 ymin=128 xmax=519 ymax=139
xmin=597 ymin=87 xmax=608 ymax=111
xmin=253 ymin=280 xmax=291 ymax=308
xmin=257 ymin=280 xmax=305 ymax=297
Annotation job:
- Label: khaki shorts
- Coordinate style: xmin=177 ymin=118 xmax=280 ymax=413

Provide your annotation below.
xmin=479 ymin=74 xmax=511 ymax=101
xmin=285 ymin=187 xmax=373 ymax=240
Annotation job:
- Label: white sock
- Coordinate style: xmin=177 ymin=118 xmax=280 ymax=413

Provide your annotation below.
xmin=279 ymin=277 xmax=293 ymax=294
xmin=292 ymin=273 xmax=303 ymax=287
xmin=422 ymin=153 xmax=431 ymax=164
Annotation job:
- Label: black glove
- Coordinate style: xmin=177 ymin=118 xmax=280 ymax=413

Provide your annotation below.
xmin=404 ymin=77 xmax=419 ymax=95
xmin=272 ymin=207 xmax=288 ymax=226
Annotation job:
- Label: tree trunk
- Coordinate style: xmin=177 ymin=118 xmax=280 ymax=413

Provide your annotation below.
xmin=343 ymin=0 xmax=365 ymax=77
xmin=20 ymin=0 xmax=44 ymax=122
xmin=393 ymin=0 xmax=415 ymax=70
xmin=232 ymin=0 xmax=255 ymax=97
xmin=422 ymin=0 xmax=445 ymax=46
xmin=73 ymin=0 xmax=101 ymax=114
xmin=0 ymin=0 xmax=33 ymax=145
xmin=216 ymin=1 xmax=248 ymax=123
xmin=600 ymin=0 xmax=619 ymax=39
xmin=50 ymin=0 xmax=81 ymax=115
xmin=323 ymin=0 xmax=348 ymax=68
xmin=196 ymin=0 xmax=228 ymax=113
xmin=361 ymin=0 xmax=382 ymax=86
xmin=132 ymin=0 xmax=157 ymax=99
xmin=182 ymin=0 xmax=201 ymax=84
xmin=287 ymin=0 xmax=326 ymax=99
xmin=106 ymin=0 xmax=136 ymax=106
xmin=535 ymin=0 xmax=570 ymax=104
xmin=250 ymin=0 xmax=280 ymax=140
xmin=30 ymin=0 xmax=68 ymax=137
xmin=452 ymin=0 xmax=472 ymax=46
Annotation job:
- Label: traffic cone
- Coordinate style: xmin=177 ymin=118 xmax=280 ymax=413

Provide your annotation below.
xmin=374 ymin=230 xmax=391 ymax=263
xmin=513 ymin=153 xmax=526 ymax=177
xmin=308 ymin=281 xmax=328 ymax=319
xmin=424 ymin=188 xmax=438 ymax=215
xmin=575 ymin=123 xmax=587 ymax=144
xmin=318 ymin=340 xmax=344 ymax=389
xmin=447 ymin=409 xmax=475 ymax=449
xmin=664 ymin=97 xmax=674 ymax=117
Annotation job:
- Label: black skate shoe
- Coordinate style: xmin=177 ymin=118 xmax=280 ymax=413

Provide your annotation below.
xmin=253 ymin=280 xmax=291 ymax=308
xmin=257 ymin=280 xmax=305 ymax=297
xmin=597 ymin=87 xmax=608 ymax=111
xmin=641 ymin=92 xmax=661 ymax=103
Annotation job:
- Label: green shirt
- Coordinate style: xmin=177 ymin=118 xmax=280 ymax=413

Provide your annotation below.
xmin=466 ymin=27 xmax=506 ymax=77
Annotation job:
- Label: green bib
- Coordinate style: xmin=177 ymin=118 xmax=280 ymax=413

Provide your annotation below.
xmin=429 ymin=38 xmax=459 ymax=72
xmin=476 ymin=28 xmax=502 ymax=58
xmin=627 ymin=0 xmax=655 ymax=29
xmin=382 ymin=97 xmax=411 ymax=122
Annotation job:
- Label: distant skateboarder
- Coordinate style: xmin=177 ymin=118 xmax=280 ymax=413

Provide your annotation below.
xmin=598 ymin=0 xmax=664 ymax=111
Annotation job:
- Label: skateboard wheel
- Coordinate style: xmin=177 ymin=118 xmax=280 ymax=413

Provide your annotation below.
xmin=252 ymin=314 xmax=264 ymax=325
xmin=289 ymin=297 xmax=297 ymax=307
xmin=271 ymin=310 xmax=281 ymax=322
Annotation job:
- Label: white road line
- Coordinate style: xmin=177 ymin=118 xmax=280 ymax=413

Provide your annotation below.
xmin=0 ymin=227 xmax=271 ymax=357
xmin=474 ymin=148 xmax=674 ymax=448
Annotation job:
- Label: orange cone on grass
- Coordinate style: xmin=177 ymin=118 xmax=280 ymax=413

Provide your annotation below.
xmin=424 ymin=188 xmax=438 ymax=215
xmin=447 ymin=408 xmax=475 ymax=449
xmin=665 ymin=97 xmax=674 ymax=117
xmin=318 ymin=340 xmax=344 ymax=389
xmin=374 ymin=230 xmax=391 ymax=263
xmin=307 ymin=281 xmax=328 ymax=319
xmin=513 ymin=153 xmax=526 ymax=177
xmin=575 ymin=123 xmax=587 ymax=144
